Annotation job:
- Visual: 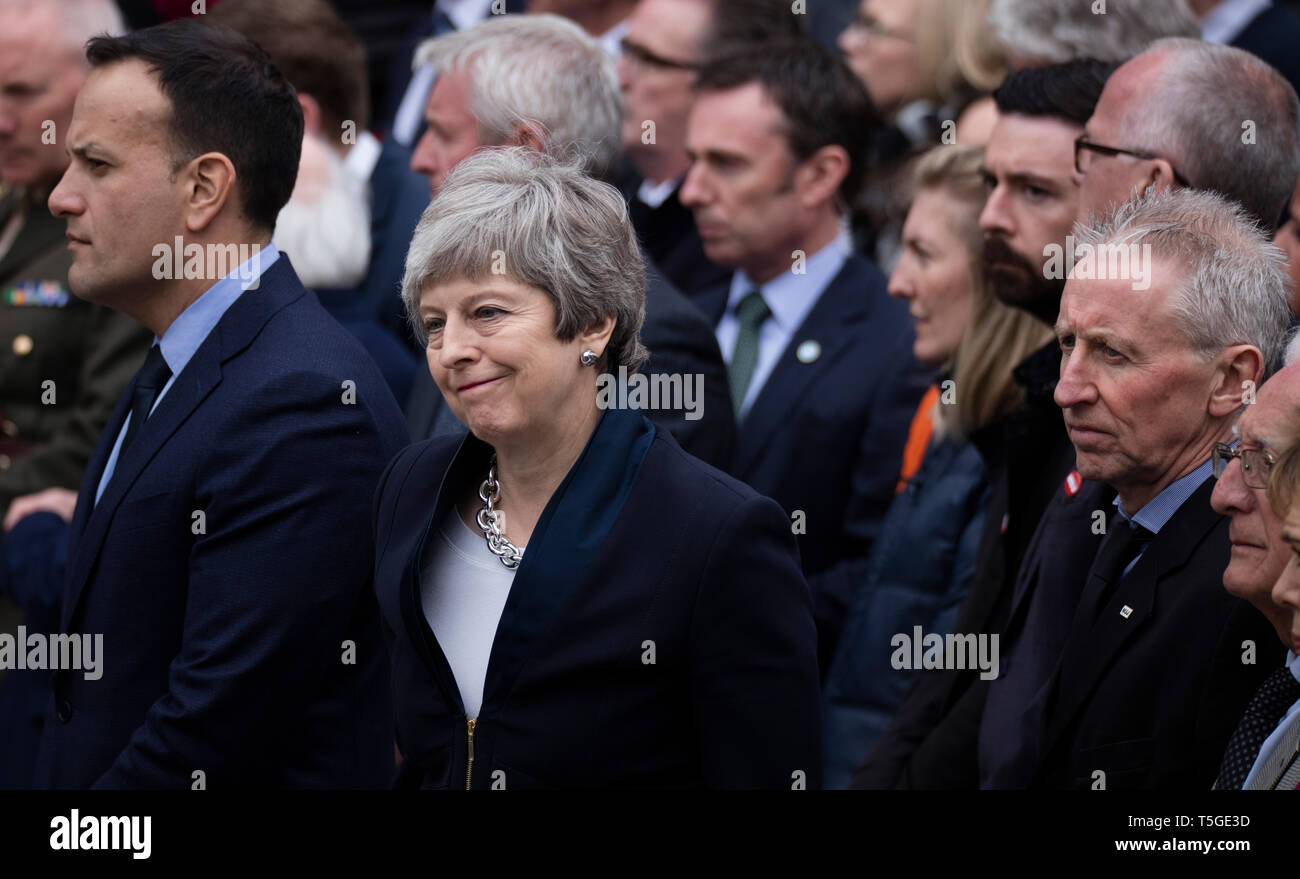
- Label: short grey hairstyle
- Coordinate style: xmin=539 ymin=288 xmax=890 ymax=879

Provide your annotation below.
xmin=401 ymin=147 xmax=648 ymax=372
xmin=1115 ymin=38 xmax=1300 ymax=230
xmin=1073 ymin=187 xmax=1292 ymax=375
xmin=413 ymin=13 xmax=621 ymax=181
xmin=989 ymin=0 xmax=1198 ymax=65
xmin=0 ymin=0 xmax=126 ymax=57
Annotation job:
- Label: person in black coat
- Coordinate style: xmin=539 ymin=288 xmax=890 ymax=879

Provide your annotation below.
xmin=402 ymin=14 xmax=735 ymax=468
xmin=374 ymin=148 xmax=820 ymax=789
xmin=1019 ymin=188 xmax=1285 ymax=789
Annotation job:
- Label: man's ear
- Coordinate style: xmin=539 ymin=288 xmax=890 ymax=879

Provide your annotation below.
xmin=181 ymin=152 xmax=239 ymax=235
xmin=796 ymin=144 xmax=849 ymax=211
xmin=298 ymin=93 xmax=323 ymax=136
xmin=1209 ymin=343 xmax=1265 ymax=418
xmin=1144 ymin=157 xmax=1180 ymax=196
xmin=507 ymin=123 xmax=546 ymax=155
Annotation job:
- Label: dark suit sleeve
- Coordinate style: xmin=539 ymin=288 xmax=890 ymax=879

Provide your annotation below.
xmin=92 ymin=371 xmax=395 ymax=788
xmin=689 ymin=493 xmax=821 ymax=789
xmin=1 ymin=306 xmax=150 ymax=499
xmin=638 ymin=271 xmax=736 ymax=470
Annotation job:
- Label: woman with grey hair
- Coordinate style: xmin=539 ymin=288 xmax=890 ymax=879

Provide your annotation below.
xmin=372 ymin=148 xmax=821 ymax=789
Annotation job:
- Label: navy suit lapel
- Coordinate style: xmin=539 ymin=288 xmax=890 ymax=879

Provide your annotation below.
xmin=481 ymin=407 xmax=654 ymax=713
xmin=399 ymin=408 xmax=655 ymax=718
xmin=1040 ymin=477 xmax=1222 ymax=756
xmin=731 ymin=259 xmax=875 ymax=479
xmin=61 ymin=258 xmax=307 ymax=631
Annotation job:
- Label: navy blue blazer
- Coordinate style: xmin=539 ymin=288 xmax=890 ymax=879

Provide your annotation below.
xmin=697 ymin=255 xmax=932 ymax=668
xmin=1032 ymin=479 xmax=1277 ymax=789
xmin=33 ymin=257 xmax=410 ymax=789
xmin=372 ymin=407 xmax=821 ymax=788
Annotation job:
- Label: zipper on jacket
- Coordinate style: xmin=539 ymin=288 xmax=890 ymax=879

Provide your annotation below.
xmin=465 ymin=717 xmax=477 ymax=790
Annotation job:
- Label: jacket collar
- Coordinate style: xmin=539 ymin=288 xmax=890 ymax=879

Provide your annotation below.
xmin=1039 ymin=475 xmax=1224 ymax=761
xmin=402 ymin=406 xmax=656 ymax=716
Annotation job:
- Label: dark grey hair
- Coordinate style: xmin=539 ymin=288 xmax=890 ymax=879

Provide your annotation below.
xmin=1073 ymin=187 xmax=1292 ymax=375
xmin=413 ymin=13 xmax=620 ymax=181
xmin=1118 ymin=37 xmax=1300 ymax=230
xmin=401 ymin=147 xmax=648 ymax=372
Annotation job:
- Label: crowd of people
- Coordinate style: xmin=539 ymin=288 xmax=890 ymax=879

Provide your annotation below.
xmin=2 ymin=0 xmax=1300 ymax=790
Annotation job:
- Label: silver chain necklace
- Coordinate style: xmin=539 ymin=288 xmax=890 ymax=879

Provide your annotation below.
xmin=476 ymin=456 xmax=524 ymax=569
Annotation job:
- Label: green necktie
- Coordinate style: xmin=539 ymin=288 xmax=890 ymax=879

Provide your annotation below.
xmin=729 ymin=289 xmax=771 ymax=416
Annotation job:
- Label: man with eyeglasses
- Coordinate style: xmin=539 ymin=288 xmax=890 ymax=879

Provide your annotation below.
xmin=1075 ymin=36 xmax=1300 ymax=234
xmin=1209 ymin=362 xmax=1300 ymax=689
xmin=615 ymin=0 xmax=802 ymax=300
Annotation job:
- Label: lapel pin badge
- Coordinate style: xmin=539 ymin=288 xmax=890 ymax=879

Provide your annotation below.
xmin=1064 ymin=469 xmax=1082 ymax=497
xmin=1119 ymin=605 xmax=1133 ymax=619
xmin=796 ymin=340 xmax=821 ymax=363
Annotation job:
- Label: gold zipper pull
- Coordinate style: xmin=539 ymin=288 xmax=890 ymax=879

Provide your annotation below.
xmin=465 ymin=717 xmax=477 ymax=790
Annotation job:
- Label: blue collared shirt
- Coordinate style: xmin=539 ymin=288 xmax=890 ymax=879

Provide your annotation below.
xmin=1243 ymin=650 xmax=1300 ymax=788
xmin=94 ymin=243 xmax=279 ymax=505
xmin=715 ymin=231 xmax=851 ymax=419
xmin=1110 ymin=456 xmax=1214 ymax=578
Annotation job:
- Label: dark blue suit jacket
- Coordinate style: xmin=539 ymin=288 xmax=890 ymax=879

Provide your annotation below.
xmin=698 ymin=255 xmax=932 ymax=668
xmin=33 ymin=257 xmax=410 ymax=789
xmin=372 ymin=407 xmax=821 ymax=788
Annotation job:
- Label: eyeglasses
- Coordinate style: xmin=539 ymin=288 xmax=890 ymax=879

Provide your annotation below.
xmin=1212 ymin=442 xmax=1275 ymax=490
xmin=619 ymin=38 xmax=700 ymax=73
xmin=1074 ymin=137 xmax=1192 ymax=187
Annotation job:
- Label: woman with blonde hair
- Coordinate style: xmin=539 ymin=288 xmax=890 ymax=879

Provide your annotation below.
xmin=821 ymin=144 xmax=1050 ymax=788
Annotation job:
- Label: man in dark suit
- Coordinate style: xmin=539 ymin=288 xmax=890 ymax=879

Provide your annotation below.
xmin=29 ymin=21 xmax=408 ymax=789
xmin=681 ymin=43 xmax=929 ymax=670
xmin=1210 ymin=359 xmax=1300 ymax=789
xmin=208 ymin=0 xmax=431 ymax=343
xmin=403 ymin=14 xmax=735 ymax=468
xmin=616 ymin=0 xmax=803 ymax=300
xmin=1024 ymin=187 xmax=1285 ymax=789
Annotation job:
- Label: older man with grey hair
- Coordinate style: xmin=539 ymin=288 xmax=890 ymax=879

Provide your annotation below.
xmin=990 ymin=187 xmax=1285 ymax=789
xmin=989 ymin=0 xmax=1200 ymax=67
xmin=1076 ymin=36 xmax=1300 ymax=233
xmin=403 ymin=13 xmax=735 ymax=469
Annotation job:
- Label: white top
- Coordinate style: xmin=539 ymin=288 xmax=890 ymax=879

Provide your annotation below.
xmin=420 ymin=507 xmax=518 ymax=718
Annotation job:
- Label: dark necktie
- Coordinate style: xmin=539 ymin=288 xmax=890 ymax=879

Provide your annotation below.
xmin=729 ymin=289 xmax=771 ymax=416
xmin=1214 ymin=666 xmax=1300 ymax=789
xmin=1078 ymin=519 xmax=1152 ymax=624
xmin=120 ymin=344 xmax=171 ymax=455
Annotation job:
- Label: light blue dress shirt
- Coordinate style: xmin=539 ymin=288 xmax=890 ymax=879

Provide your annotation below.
xmin=1109 ymin=456 xmax=1214 ymax=578
xmin=94 ymin=243 xmax=279 ymax=506
xmin=715 ymin=231 xmax=851 ymax=419
xmin=1243 ymin=650 xmax=1300 ymax=788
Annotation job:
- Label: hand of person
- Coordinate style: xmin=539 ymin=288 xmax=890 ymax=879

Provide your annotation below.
xmin=4 ymin=487 xmax=79 ymax=532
